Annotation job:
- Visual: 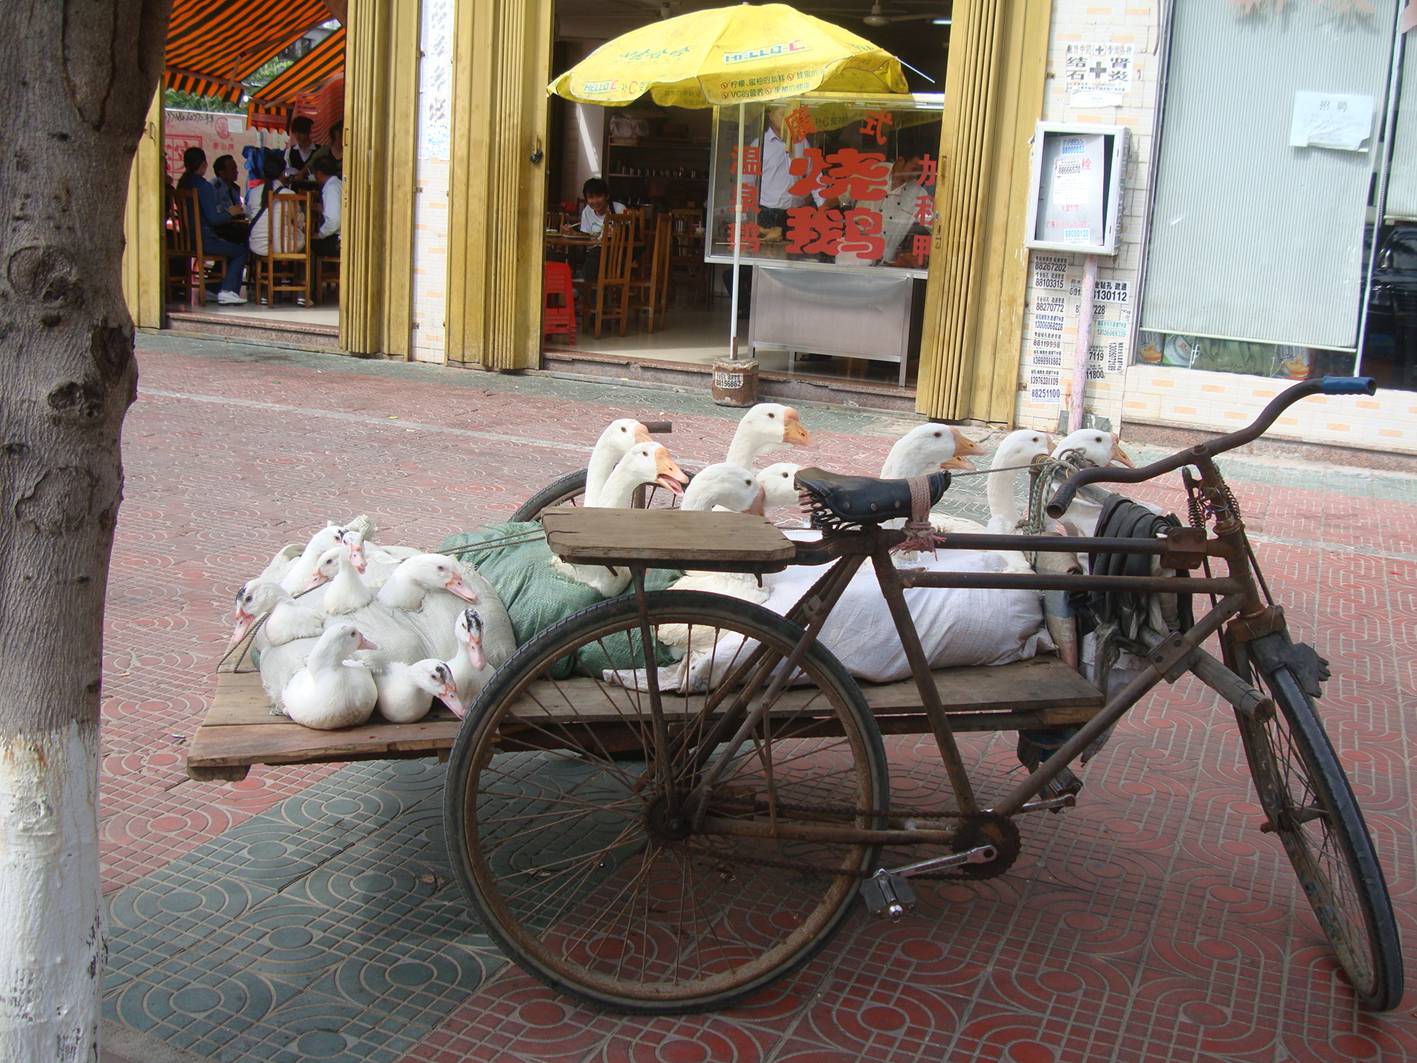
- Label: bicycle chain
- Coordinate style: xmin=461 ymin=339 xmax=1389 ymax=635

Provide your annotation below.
xmin=689 ymin=799 xmax=1021 ymax=882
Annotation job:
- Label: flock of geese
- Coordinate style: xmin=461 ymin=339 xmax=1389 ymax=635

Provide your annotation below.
xmin=228 ymin=402 xmax=1131 ymax=731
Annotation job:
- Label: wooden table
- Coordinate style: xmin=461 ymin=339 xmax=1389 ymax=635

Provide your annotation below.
xmin=544 ymin=231 xmax=600 ymax=250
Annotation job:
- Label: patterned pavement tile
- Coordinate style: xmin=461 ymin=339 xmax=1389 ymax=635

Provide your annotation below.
xmin=99 ymin=337 xmax=1417 ymax=1061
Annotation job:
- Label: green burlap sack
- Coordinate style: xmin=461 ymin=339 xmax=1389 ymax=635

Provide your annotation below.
xmin=439 ymin=522 xmax=681 ymax=678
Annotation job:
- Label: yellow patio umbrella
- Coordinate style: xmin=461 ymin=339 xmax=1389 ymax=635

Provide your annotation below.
xmin=549 ymin=2 xmax=908 ymax=358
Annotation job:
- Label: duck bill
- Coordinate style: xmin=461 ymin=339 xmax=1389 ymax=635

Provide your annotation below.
xmin=940 ymin=455 xmax=975 ymax=472
xmin=950 ymin=428 xmax=985 ymax=457
xmin=782 ymin=409 xmax=811 ymax=446
xmin=445 ymin=574 xmax=480 ymax=604
xmin=299 ymin=571 xmax=329 ymax=594
xmin=356 ymin=633 xmax=379 ymax=651
xmin=655 ymin=450 xmax=688 ymax=495
xmin=465 ymin=639 xmax=486 ymax=672
xmin=439 ymin=685 xmax=466 ymax=720
xmin=228 ymin=611 xmax=254 ymax=646
xmin=633 ymin=422 xmax=653 ymax=444
xmin=1110 ymin=436 xmax=1135 ymax=468
xmin=747 ymin=486 xmax=767 ymax=516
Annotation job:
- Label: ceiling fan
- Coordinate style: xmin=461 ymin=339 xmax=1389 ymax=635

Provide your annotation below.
xmin=861 ymin=1 xmax=949 ymax=27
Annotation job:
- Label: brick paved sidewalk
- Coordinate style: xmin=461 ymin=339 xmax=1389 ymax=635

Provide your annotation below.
xmin=100 ymin=334 xmax=1416 ymax=1061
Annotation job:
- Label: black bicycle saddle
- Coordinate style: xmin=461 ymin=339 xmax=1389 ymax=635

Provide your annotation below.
xmin=794 ymin=468 xmax=950 ymax=528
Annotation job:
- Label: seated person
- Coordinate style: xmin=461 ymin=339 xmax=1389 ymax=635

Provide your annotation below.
xmin=209 ymin=154 xmax=248 ymax=244
xmin=176 ymin=147 xmax=249 ymax=305
xmin=286 ymin=115 xmax=320 ymax=177
xmin=246 ymin=149 xmax=305 ymax=259
xmin=562 ymin=177 xmax=626 ymax=280
xmin=311 ymin=155 xmax=341 ymax=259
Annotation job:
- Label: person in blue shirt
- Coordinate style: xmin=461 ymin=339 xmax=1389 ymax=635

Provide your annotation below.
xmin=177 ymin=147 xmax=249 ymax=305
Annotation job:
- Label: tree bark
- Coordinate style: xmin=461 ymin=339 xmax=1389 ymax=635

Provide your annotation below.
xmin=0 ymin=2 xmax=169 ymax=1060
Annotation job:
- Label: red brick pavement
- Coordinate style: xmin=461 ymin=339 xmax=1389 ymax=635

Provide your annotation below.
xmin=106 ymin=341 xmax=1415 ymax=1059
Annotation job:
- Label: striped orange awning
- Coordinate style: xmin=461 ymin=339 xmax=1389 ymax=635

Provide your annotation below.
xmin=164 ymin=0 xmax=332 ymax=102
xmin=246 ymin=26 xmax=346 ymax=128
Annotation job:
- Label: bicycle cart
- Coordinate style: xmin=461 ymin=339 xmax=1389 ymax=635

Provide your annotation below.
xmin=442 ymin=376 xmax=1404 ymax=1014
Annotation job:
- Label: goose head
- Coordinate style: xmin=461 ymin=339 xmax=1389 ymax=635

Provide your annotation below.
xmin=455 ymin=607 xmax=486 ymax=671
xmin=392 ymin=554 xmax=480 ymax=603
xmin=757 ymin=462 xmax=802 ymax=510
xmin=993 ymin=429 xmax=1054 ymax=468
xmin=597 ymin=418 xmax=653 ymax=452
xmin=1052 ymin=429 xmax=1133 ymax=469
xmin=681 ymin=463 xmax=765 ymax=514
xmin=406 ymin=659 xmax=466 ymax=720
xmin=882 ymin=424 xmax=985 ymax=477
xmin=229 ymin=580 xmax=290 ymax=644
xmin=604 ymin=442 xmax=689 ymax=503
xmin=727 ymin=403 xmax=811 ymax=465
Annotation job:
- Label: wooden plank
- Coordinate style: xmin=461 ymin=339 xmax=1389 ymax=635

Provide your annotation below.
xmin=200 ymin=671 xmax=459 ymax=728
xmin=542 ymin=507 xmax=797 ymax=569
xmin=188 ymin=717 xmax=463 ymax=772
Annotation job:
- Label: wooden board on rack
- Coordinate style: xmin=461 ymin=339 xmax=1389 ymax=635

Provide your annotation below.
xmin=541 ymin=506 xmax=798 ymax=572
xmin=185 ymin=655 xmax=1101 ymax=780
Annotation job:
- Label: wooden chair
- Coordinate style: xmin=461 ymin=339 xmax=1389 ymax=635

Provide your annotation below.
xmin=578 ymin=215 xmax=634 ymax=338
xmin=315 ymin=252 xmax=340 ymax=305
xmin=164 ymin=188 xmax=196 ymax=305
xmin=253 ymin=191 xmax=312 ymax=306
xmin=630 ymin=216 xmax=673 ymax=334
xmin=669 ymin=208 xmax=709 ymax=308
xmin=174 ymin=188 xmax=229 ymax=307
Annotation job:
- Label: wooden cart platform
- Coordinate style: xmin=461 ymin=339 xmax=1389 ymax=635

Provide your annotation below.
xmin=185 ymin=654 xmax=1103 ymax=781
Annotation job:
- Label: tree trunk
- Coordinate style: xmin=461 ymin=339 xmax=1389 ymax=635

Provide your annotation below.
xmin=0 ymin=3 xmax=169 ymax=1060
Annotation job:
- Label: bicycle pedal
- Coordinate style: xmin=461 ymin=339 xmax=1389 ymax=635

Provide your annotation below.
xmin=861 ymin=869 xmax=917 ymax=922
xmin=1042 ymin=767 xmax=1083 ymax=803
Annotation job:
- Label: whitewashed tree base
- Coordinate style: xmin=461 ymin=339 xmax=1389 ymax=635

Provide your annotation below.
xmin=0 ymin=723 xmax=103 ymax=1062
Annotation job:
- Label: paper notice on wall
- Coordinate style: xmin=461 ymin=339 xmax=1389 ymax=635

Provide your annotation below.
xmin=1289 ymin=91 xmax=1374 ymax=151
xmin=1031 ymin=293 xmax=1066 ymax=367
xmin=1087 ymin=279 xmax=1131 ymax=376
xmin=1065 ymin=43 xmax=1134 ymax=108
xmin=1029 ymin=367 xmax=1061 ymax=403
xmin=1032 ymin=254 xmax=1069 ymax=292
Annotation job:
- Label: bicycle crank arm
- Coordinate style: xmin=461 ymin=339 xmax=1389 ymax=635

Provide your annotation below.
xmin=888 ymin=843 xmax=997 ymax=879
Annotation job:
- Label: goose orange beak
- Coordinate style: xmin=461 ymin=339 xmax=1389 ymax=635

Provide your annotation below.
xmin=445 ymin=573 xmax=480 ymax=604
xmin=229 ymin=610 xmax=255 ymax=646
xmin=655 ymin=448 xmax=688 ymax=495
xmin=782 ymin=408 xmax=811 ymax=446
xmin=950 ymin=428 xmax=985 ymax=457
xmin=633 ymin=422 xmax=653 ymax=444
xmin=940 ymin=455 xmax=975 ymax=471
xmin=1111 ymin=435 xmax=1134 ymax=468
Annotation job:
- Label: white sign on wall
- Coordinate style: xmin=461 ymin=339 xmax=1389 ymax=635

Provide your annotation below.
xmin=1064 ymin=43 xmax=1134 ymax=108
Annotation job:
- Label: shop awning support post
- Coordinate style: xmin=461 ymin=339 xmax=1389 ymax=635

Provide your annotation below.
xmin=728 ymin=100 xmax=745 ymax=360
xmin=1068 ymin=254 xmax=1099 ymax=432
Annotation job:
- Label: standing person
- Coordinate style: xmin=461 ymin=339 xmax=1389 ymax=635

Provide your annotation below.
xmin=176 ymin=147 xmax=249 ymax=304
xmin=208 ymin=154 xmax=247 ymax=243
xmin=286 ymin=115 xmax=320 ymax=176
xmin=310 ymin=155 xmax=341 ymax=259
xmin=304 ymin=119 xmax=344 ymax=179
xmin=755 ymin=105 xmax=809 ymax=235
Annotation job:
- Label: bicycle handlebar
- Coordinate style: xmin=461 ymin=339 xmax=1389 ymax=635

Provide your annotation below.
xmin=1044 ymin=376 xmax=1375 ymax=519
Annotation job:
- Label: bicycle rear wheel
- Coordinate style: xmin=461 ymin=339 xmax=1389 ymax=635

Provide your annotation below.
xmin=510 ymin=468 xmax=686 ymax=523
xmin=1234 ymin=648 xmax=1404 ymax=1010
xmin=444 ymin=591 xmax=889 ymax=1013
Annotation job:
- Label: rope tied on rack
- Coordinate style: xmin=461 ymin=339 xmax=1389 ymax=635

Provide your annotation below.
xmin=894 ymin=474 xmax=944 ymax=555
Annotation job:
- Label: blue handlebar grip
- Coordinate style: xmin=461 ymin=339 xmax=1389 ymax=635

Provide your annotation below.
xmin=1320 ymin=376 xmax=1377 ymax=396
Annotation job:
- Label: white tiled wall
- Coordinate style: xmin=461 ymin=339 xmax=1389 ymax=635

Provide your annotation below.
xmin=412 ymin=0 xmax=455 ymax=364
xmin=1014 ymin=0 xmax=1163 ymax=433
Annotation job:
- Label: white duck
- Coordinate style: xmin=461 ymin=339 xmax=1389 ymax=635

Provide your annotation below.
xmin=303 ymin=544 xmax=376 ymax=615
xmin=880 ymin=423 xmax=984 ymax=479
xmin=340 ymin=529 xmax=423 ymax=589
xmin=726 ymin=403 xmax=811 ymax=468
xmin=358 ymin=657 xmax=465 ymax=724
xmin=659 ymin=464 xmax=774 ymax=651
xmin=264 ymin=523 xmax=348 ymax=593
xmin=280 ymin=622 xmax=379 ymax=730
xmin=555 ymin=442 xmax=688 ymax=594
xmin=449 ymin=607 xmax=490 ymax=704
xmin=377 ymin=552 xmax=488 ymax=661
xmin=230 ymin=580 xmax=325 ymax=648
xmin=1049 ymin=429 xmax=1134 ymax=538
xmin=585 ymin=418 xmax=653 ymax=506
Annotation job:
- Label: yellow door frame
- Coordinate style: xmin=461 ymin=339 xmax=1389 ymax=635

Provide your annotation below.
xmin=445 ymin=0 xmax=554 ymax=369
xmin=916 ymin=0 xmax=1051 ymax=425
xmin=342 ymin=0 xmax=420 ymax=358
xmin=122 ymin=90 xmax=166 ymax=329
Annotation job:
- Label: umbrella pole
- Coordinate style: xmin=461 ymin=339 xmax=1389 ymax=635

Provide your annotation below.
xmin=728 ymin=100 xmax=744 ymax=360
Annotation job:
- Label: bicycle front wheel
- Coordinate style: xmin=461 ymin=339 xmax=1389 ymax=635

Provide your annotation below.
xmin=444 ymin=591 xmax=889 ymax=1013
xmin=1234 ymin=651 xmax=1404 ymax=1010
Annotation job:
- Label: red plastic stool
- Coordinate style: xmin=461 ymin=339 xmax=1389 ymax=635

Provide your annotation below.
xmin=542 ymin=261 xmax=577 ymax=345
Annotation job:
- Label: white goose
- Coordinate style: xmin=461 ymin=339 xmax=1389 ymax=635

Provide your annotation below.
xmin=1049 ymin=429 xmax=1134 ymax=538
xmin=726 ymin=403 xmax=811 ymax=468
xmin=280 ymin=622 xmax=379 ymax=730
xmin=230 ymin=580 xmax=324 ymax=648
xmin=880 ymin=423 xmax=983 ymax=479
xmin=585 ymin=418 xmax=653 ymax=505
xmin=758 ymin=462 xmax=803 ymax=521
xmin=555 ymin=442 xmax=688 ymax=594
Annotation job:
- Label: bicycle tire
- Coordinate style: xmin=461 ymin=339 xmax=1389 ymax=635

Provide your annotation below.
xmin=444 ymin=590 xmax=889 ymax=1013
xmin=1234 ymin=655 xmax=1404 ymax=1011
xmin=509 ymin=468 xmax=589 ymax=523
